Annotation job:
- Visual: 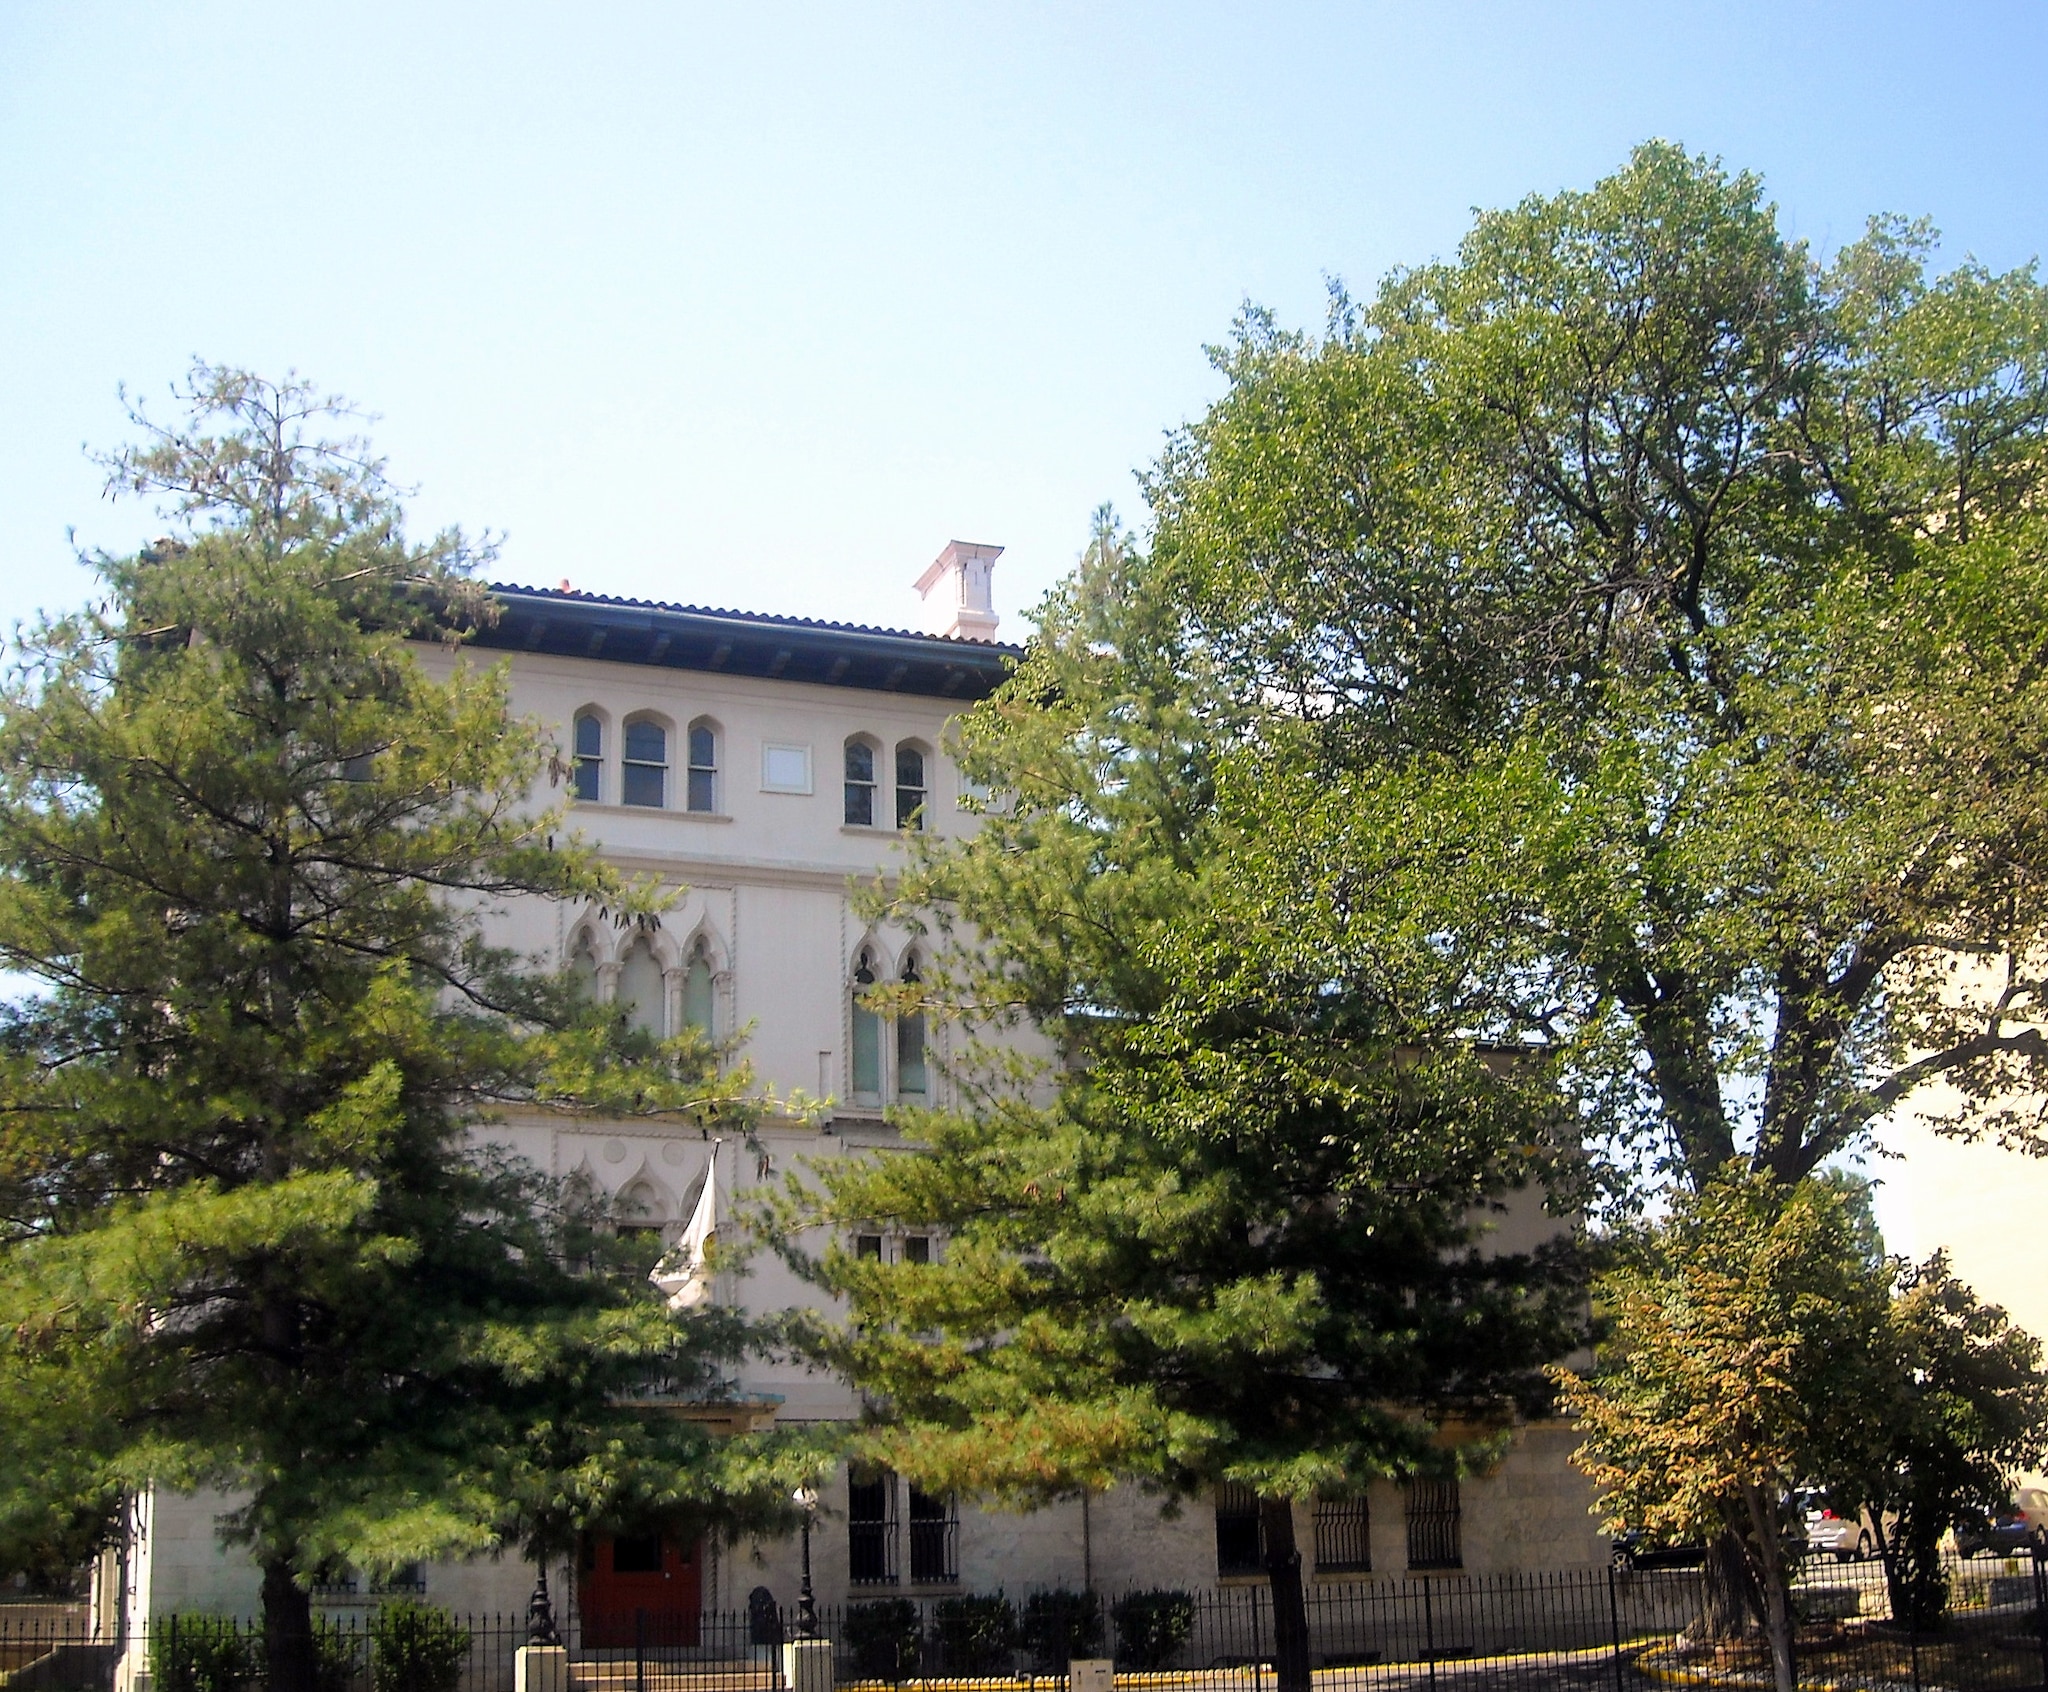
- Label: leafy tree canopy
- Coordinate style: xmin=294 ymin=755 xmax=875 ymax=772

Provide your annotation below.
xmin=1137 ymin=141 xmax=2048 ymax=1192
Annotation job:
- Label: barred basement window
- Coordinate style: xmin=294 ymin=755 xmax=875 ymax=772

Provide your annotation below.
xmin=848 ymin=1468 xmax=900 ymax=1586
xmin=908 ymin=1486 xmax=958 ymax=1585
xmin=1404 ymin=1479 xmax=1462 ymax=1570
xmin=1215 ymin=1483 xmax=1263 ymax=1576
xmin=1314 ymin=1495 xmax=1372 ymax=1573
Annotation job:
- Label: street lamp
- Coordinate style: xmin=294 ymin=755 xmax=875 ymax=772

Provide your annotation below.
xmin=793 ymin=1486 xmax=820 ymax=1639
xmin=526 ymin=1561 xmax=562 ymax=1647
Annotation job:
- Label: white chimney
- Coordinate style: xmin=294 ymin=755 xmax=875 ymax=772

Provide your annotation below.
xmin=915 ymin=540 xmax=1002 ymax=641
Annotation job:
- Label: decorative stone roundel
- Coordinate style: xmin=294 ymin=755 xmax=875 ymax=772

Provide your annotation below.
xmin=662 ymin=1141 xmax=687 ymax=1165
xmin=603 ymin=1139 xmax=627 ymax=1164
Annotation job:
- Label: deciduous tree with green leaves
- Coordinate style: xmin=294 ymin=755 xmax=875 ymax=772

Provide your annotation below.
xmin=1554 ymin=1169 xmax=1896 ymax=1692
xmin=0 ymin=369 xmax=816 ymax=1692
xmin=784 ymin=518 xmax=1588 ymax=1692
xmin=1143 ymin=141 xmax=2048 ymax=1193
xmin=1818 ymin=1253 xmax=2048 ymax=1629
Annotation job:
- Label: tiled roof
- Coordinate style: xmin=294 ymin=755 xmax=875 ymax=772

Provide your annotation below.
xmin=485 ymin=582 xmax=1025 ymax=655
xmin=474 ymin=582 xmax=1021 ymax=701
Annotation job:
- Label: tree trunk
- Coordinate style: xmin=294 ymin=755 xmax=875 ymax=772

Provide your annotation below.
xmin=1259 ymin=1496 xmax=1313 ymax=1692
xmin=1694 ymin=1530 xmax=1759 ymax=1641
xmin=262 ymin=1558 xmax=315 ymax=1692
xmin=1740 ymin=1485 xmax=1797 ymax=1692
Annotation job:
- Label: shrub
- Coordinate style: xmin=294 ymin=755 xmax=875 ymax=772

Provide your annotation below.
xmin=152 ymin=1616 xmax=259 ymax=1692
xmin=1110 ymin=1590 xmax=1194 ymax=1671
xmin=314 ymin=1618 xmax=369 ymax=1692
xmin=1020 ymin=1590 xmax=1103 ymax=1671
xmin=370 ymin=1601 xmax=470 ymax=1692
xmin=842 ymin=1598 xmax=923 ymax=1682
xmin=930 ymin=1594 xmax=1017 ymax=1676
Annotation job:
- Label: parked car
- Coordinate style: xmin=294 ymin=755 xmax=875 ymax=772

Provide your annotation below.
xmin=1954 ymin=1497 xmax=2047 ymax=1559
xmin=1797 ymin=1490 xmax=1886 ymax=1562
xmin=1611 ymin=1531 xmax=1707 ymax=1571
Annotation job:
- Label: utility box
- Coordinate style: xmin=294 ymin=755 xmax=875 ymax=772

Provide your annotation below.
xmin=1070 ymin=1659 xmax=1115 ymax=1692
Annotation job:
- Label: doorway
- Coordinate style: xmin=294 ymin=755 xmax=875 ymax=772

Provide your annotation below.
xmin=579 ymin=1533 xmax=703 ymax=1647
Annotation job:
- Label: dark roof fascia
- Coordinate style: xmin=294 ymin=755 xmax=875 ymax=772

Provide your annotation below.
xmin=468 ymin=583 xmax=1021 ymax=702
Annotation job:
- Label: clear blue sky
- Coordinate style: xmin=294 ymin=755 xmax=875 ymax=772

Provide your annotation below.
xmin=4 ymin=1 xmax=2046 ymax=645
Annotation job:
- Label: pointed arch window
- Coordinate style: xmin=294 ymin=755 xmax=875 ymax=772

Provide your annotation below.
xmin=682 ymin=936 xmax=716 ymax=1037
xmin=851 ymin=948 xmax=882 ymax=1103
xmin=618 ymin=938 xmax=667 ymax=1037
xmin=845 ymin=739 xmax=877 ymax=827
xmin=622 ymin=720 xmax=668 ymax=808
xmin=572 ymin=713 xmax=604 ymax=803
xmin=895 ymin=744 xmax=926 ymax=830
xmin=896 ymin=954 xmax=927 ymax=1099
xmin=570 ymin=933 xmax=603 ymax=1002
xmin=617 ymin=1179 xmax=664 ymax=1246
xmin=687 ymin=721 xmax=718 ymax=813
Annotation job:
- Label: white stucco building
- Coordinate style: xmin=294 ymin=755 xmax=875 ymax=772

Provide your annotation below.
xmin=108 ymin=543 xmax=1603 ymax=1665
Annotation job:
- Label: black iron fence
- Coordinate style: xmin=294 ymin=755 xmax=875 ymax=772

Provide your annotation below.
xmin=2 ymin=1550 xmax=2043 ymax=1692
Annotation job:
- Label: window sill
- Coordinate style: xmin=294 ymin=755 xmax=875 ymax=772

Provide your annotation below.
xmin=570 ymin=802 xmax=733 ymax=823
xmin=839 ymin=824 xmax=908 ymax=837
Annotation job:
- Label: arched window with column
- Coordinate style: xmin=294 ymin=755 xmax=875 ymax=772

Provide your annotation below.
xmin=896 ymin=953 xmax=927 ymax=1100
xmin=622 ymin=719 xmax=669 ymax=808
xmin=682 ymin=935 xmax=716 ymax=1037
xmin=569 ymin=931 xmax=603 ymax=1003
xmin=617 ymin=936 xmax=667 ymax=1037
xmin=851 ymin=946 xmax=882 ymax=1104
xmin=571 ymin=711 xmax=604 ymax=802
xmin=686 ymin=719 xmax=718 ymax=813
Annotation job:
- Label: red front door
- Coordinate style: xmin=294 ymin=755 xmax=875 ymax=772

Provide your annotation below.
xmin=579 ymin=1533 xmax=703 ymax=1647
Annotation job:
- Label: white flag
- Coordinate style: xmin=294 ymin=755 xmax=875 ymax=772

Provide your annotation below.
xmin=652 ymin=1141 xmax=718 ymax=1311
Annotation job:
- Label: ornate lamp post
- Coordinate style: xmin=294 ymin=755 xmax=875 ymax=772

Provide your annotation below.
xmin=526 ymin=1561 xmax=562 ymax=1647
xmin=793 ymin=1486 xmax=820 ymax=1639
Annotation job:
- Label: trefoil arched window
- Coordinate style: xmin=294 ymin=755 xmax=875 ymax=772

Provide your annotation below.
xmin=896 ymin=954 xmax=927 ymax=1098
xmin=851 ymin=948 xmax=882 ymax=1103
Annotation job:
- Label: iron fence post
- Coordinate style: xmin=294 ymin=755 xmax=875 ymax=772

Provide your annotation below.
xmin=1423 ymin=1579 xmax=1436 ymax=1692
xmin=635 ymin=1605 xmax=646 ymax=1692
xmin=1607 ymin=1562 xmax=1626 ymax=1692
xmin=1905 ymin=1563 xmax=1920 ymax=1692
xmin=2033 ymin=1541 xmax=2048 ymax=1692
